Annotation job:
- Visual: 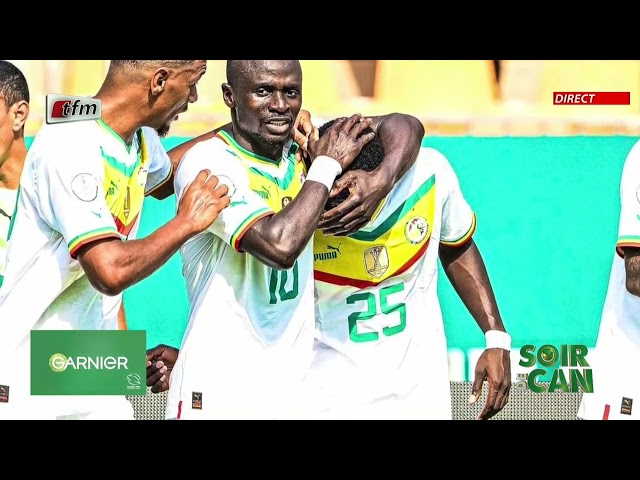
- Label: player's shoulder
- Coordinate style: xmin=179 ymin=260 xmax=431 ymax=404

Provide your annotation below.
xmin=140 ymin=126 xmax=162 ymax=145
xmin=181 ymin=135 xmax=233 ymax=165
xmin=32 ymin=120 xmax=97 ymax=146
xmin=418 ymin=144 xmax=450 ymax=166
xmin=27 ymin=121 xmax=100 ymax=164
xmin=413 ymin=145 xmax=455 ymax=179
xmin=175 ymin=135 xmax=243 ymax=182
xmin=622 ymin=138 xmax=640 ymax=169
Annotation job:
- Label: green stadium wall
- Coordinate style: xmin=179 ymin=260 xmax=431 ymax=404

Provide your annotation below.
xmin=27 ymin=136 xmax=636 ymax=367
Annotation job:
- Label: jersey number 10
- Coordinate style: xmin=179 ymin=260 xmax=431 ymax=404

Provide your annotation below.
xmin=268 ymin=261 xmax=299 ymax=304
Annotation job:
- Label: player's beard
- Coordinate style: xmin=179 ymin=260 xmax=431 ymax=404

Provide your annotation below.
xmin=256 ymin=131 xmax=281 ymax=148
xmin=156 ymin=123 xmax=171 ymax=138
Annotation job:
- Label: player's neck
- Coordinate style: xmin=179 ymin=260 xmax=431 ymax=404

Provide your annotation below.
xmin=95 ymin=89 xmax=143 ymax=147
xmin=0 ymin=139 xmax=27 ymax=190
xmin=230 ymin=124 xmax=283 ymax=160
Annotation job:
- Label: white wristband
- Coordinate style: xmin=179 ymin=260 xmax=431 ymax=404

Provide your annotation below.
xmin=306 ymin=155 xmax=342 ymax=192
xmin=485 ymin=330 xmax=511 ymax=350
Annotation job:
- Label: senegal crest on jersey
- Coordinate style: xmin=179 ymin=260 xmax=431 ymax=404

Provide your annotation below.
xmin=405 ymin=216 xmax=429 ymax=245
xmin=314 ymin=174 xmax=436 ymax=289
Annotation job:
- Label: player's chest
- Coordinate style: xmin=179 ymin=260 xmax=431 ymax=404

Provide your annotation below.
xmin=245 ymin=157 xmax=306 ymax=213
xmin=100 ymin=140 xmax=149 ymax=236
xmin=313 ymin=174 xmax=440 ymax=287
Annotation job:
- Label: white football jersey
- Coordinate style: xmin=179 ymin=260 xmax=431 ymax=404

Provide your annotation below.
xmin=0 ymin=187 xmax=17 ymax=288
xmin=0 ymin=120 xmax=171 ymax=419
xmin=167 ymin=131 xmax=315 ymax=419
xmin=305 ymin=146 xmax=476 ymax=419
xmin=579 ymin=138 xmax=640 ymax=420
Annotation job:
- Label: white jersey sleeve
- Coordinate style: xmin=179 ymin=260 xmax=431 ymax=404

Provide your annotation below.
xmin=616 ymin=140 xmax=640 ymax=256
xmin=174 ymin=138 xmax=275 ymax=251
xmin=141 ymin=127 xmax=173 ymax=196
xmin=437 ymin=152 xmax=477 ymax=247
xmin=34 ymin=139 xmax=121 ymax=259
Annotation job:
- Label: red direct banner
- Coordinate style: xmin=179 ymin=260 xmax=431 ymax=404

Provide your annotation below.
xmin=553 ymin=92 xmax=630 ymax=105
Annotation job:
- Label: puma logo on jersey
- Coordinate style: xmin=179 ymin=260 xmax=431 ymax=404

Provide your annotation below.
xmin=253 ymin=185 xmax=271 ymax=200
xmin=327 ymin=243 xmax=342 ymax=254
xmin=192 ymin=391 xmax=202 ymax=410
xmin=314 ymin=243 xmax=342 ymax=262
xmin=106 ymin=180 xmax=119 ymax=196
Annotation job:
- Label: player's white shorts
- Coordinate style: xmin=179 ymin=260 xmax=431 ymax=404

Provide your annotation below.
xmin=0 ymin=391 xmax=135 ymax=420
xmin=166 ymin=350 xmax=309 ymax=420
xmin=0 ymin=355 xmax=135 ymax=420
xmin=578 ymin=326 xmax=640 ymax=420
xmin=0 ymin=377 xmax=135 ymax=420
xmin=300 ymin=341 xmax=452 ymax=420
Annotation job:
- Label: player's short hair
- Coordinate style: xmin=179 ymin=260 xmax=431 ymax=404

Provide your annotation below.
xmin=0 ymin=60 xmax=30 ymax=110
xmin=318 ymin=119 xmax=384 ymax=173
xmin=226 ymin=60 xmax=301 ymax=88
xmin=110 ymin=60 xmax=197 ymax=69
xmin=226 ymin=60 xmax=244 ymax=87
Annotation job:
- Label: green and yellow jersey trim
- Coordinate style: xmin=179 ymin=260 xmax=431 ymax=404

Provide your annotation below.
xmin=68 ymin=227 xmax=122 ymax=259
xmin=217 ymin=130 xmax=286 ymax=167
xmin=230 ymin=208 xmax=274 ymax=252
xmin=616 ymin=235 xmax=640 ymax=258
xmin=440 ymin=213 xmax=477 ymax=247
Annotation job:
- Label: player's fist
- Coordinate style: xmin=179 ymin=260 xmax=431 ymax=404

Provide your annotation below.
xmin=146 ymin=344 xmax=180 ymax=394
xmin=177 ymin=169 xmax=230 ymax=235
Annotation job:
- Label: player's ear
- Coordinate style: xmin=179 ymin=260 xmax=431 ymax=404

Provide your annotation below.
xmin=221 ymin=83 xmax=235 ymax=108
xmin=152 ymin=68 xmax=170 ymax=96
xmin=12 ymin=100 xmax=29 ymax=133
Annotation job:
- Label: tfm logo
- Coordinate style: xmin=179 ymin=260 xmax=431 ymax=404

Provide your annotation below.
xmin=46 ymin=94 xmax=101 ymax=124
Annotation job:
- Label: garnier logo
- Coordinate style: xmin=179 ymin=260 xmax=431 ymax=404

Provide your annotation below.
xmin=48 ymin=352 xmax=129 ymax=372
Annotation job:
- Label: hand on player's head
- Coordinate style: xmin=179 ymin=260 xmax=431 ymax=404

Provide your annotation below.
xmin=177 ymin=170 xmax=231 ymax=235
xmin=314 ymin=116 xmax=387 ymax=235
xmin=307 ymin=114 xmax=375 ymax=172
xmin=319 ymin=169 xmax=390 ymax=236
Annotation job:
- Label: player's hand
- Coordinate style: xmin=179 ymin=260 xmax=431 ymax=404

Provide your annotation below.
xmin=177 ymin=169 xmax=230 ymax=235
xmin=292 ymin=110 xmax=318 ymax=162
xmin=470 ymin=348 xmax=511 ymax=420
xmin=318 ymin=168 xmax=391 ymax=236
xmin=307 ymin=114 xmax=375 ymax=172
xmin=146 ymin=344 xmax=180 ymax=394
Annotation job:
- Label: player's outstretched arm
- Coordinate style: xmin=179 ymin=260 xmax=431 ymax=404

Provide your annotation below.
xmin=77 ymin=171 xmax=230 ymax=296
xmin=318 ymin=113 xmax=425 ymax=236
xmin=370 ymin=113 xmax=425 ymax=184
xmin=439 ymin=240 xmax=512 ymax=420
xmin=239 ymin=115 xmax=374 ymax=270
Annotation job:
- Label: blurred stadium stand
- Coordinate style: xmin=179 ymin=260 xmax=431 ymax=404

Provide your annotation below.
xmin=12 ymin=60 xmax=640 ymax=138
